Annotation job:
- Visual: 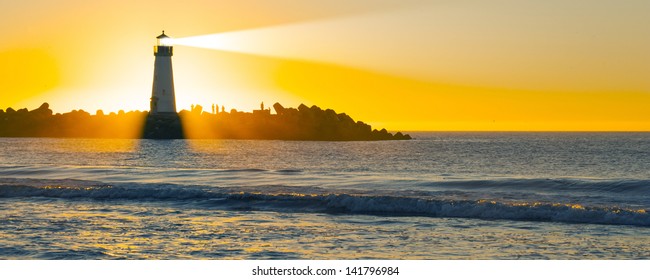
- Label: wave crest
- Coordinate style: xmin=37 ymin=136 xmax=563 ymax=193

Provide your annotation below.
xmin=1 ymin=181 xmax=648 ymax=227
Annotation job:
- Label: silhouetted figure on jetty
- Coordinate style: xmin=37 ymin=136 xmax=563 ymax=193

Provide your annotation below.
xmin=1 ymin=102 xmax=411 ymax=141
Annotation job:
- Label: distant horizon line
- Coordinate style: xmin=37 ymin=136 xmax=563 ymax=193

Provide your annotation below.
xmin=402 ymin=130 xmax=650 ymax=133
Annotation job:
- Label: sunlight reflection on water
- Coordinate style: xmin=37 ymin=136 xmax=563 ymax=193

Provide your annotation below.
xmin=1 ymin=198 xmax=649 ymax=259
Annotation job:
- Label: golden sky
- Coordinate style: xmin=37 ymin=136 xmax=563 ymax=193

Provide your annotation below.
xmin=1 ymin=0 xmax=649 ymax=131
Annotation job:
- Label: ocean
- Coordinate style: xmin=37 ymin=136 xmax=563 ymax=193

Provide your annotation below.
xmin=1 ymin=133 xmax=649 ymax=259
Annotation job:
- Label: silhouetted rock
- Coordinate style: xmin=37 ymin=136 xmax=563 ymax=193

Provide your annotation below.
xmin=0 ymin=102 xmax=411 ymax=141
xmin=298 ymin=104 xmax=310 ymax=113
xmin=273 ymin=103 xmax=285 ymax=115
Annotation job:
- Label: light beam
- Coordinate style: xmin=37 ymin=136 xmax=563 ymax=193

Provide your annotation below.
xmin=170 ymin=1 xmax=650 ymax=93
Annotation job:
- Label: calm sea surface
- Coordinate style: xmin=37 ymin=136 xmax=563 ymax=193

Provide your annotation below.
xmin=1 ymin=133 xmax=649 ymax=259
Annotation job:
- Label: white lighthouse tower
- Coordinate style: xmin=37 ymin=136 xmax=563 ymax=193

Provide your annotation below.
xmin=150 ymin=31 xmax=177 ymax=114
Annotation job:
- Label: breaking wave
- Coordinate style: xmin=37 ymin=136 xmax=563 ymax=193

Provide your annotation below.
xmin=1 ymin=178 xmax=648 ymax=227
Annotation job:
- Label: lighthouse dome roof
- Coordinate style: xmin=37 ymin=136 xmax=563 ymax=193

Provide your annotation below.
xmin=157 ymin=31 xmax=170 ymax=39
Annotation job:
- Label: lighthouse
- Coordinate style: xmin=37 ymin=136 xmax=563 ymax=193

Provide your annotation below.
xmin=150 ymin=31 xmax=177 ymax=114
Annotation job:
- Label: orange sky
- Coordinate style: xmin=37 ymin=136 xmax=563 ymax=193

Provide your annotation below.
xmin=1 ymin=0 xmax=649 ymax=131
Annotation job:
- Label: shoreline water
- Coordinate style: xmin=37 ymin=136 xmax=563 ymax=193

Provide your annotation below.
xmin=1 ymin=133 xmax=649 ymax=259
